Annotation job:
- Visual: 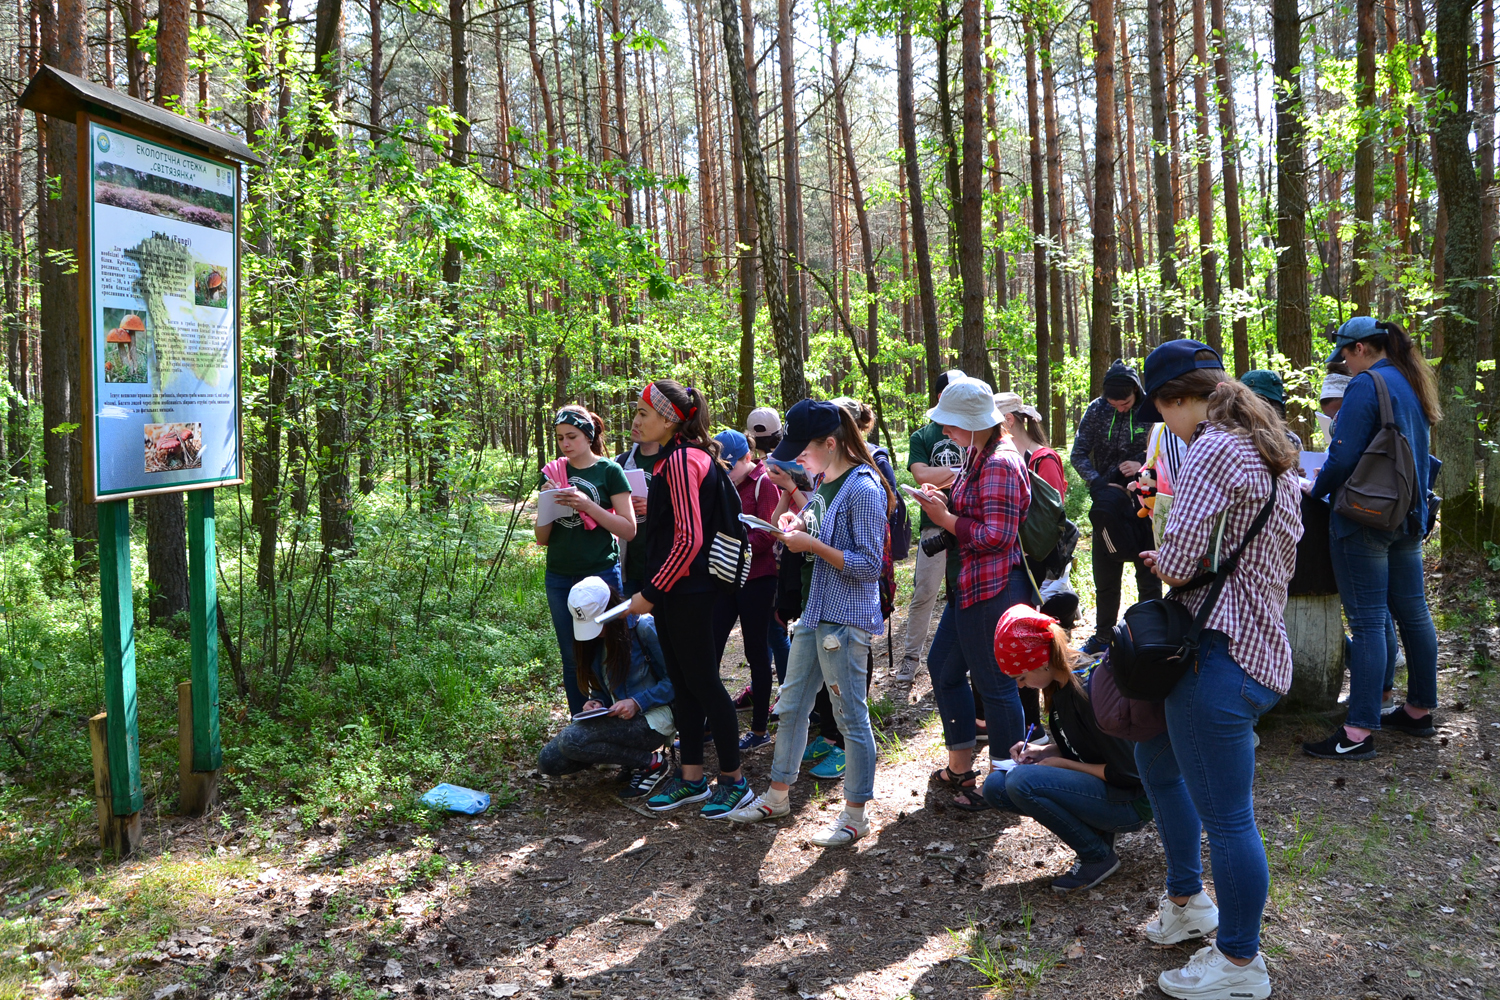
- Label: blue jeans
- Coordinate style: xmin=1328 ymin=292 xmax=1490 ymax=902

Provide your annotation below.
xmin=770 ymin=622 xmax=877 ymax=802
xmin=982 ymin=764 xmax=1148 ymax=863
xmin=930 ymin=565 xmax=1030 ymax=758
xmin=768 ymin=618 xmax=791 ymax=684
xmin=1133 ymin=630 xmax=1281 ymax=960
xmin=1329 ymin=526 xmax=1438 ymax=730
xmin=545 ymin=565 xmax=623 ymax=715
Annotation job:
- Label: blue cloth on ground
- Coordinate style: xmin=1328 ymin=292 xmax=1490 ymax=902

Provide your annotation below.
xmin=419 ymin=783 xmax=491 ymax=814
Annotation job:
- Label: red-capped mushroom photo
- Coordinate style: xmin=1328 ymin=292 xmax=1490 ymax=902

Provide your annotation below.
xmin=101 ymin=307 xmax=149 ymax=383
xmin=144 ymin=422 xmax=203 ymax=474
xmin=194 ymin=263 xmax=229 ymax=308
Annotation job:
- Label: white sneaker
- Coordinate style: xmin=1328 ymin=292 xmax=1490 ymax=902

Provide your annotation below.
xmin=809 ymin=809 xmax=869 ymax=848
xmin=1146 ymin=891 xmax=1220 ymax=944
xmin=724 ymin=791 xmax=790 ymax=824
xmin=1157 ymin=943 xmax=1271 ymax=999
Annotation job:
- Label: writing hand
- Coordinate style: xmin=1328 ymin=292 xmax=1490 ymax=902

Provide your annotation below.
xmin=580 ymin=700 xmax=604 ymax=713
xmin=781 ymin=530 xmax=815 ymax=553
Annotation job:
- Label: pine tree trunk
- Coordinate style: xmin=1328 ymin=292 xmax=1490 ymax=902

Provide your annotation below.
xmin=777 ymin=0 xmax=804 ymax=348
xmin=1210 ymin=0 xmax=1247 ymax=372
xmin=1025 ymin=16 xmax=1052 ymax=431
xmin=1352 ymin=0 xmax=1377 ymax=315
xmin=716 ymin=0 xmax=804 ymax=408
xmin=1147 ymin=0 xmax=1182 ymax=339
xmin=1192 ymin=0 xmax=1219 ymax=349
xmin=1041 ymin=29 xmax=1067 ymax=442
xmin=1090 ymin=0 xmax=1117 ymax=398
xmin=156 ymin=0 xmax=189 ymax=105
xmin=900 ymin=23 xmax=943 ymax=401
xmin=732 ymin=0 xmax=758 ymax=425
xmin=958 ymin=0 xmax=994 ymax=384
xmin=1273 ymin=0 xmax=1312 ymax=374
xmin=1430 ymin=0 xmax=1482 ymax=531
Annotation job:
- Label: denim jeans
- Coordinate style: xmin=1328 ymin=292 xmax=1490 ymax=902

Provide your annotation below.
xmin=768 ymin=618 xmax=791 ymax=684
xmin=545 ymin=565 xmax=623 ymax=714
xmin=981 ymin=764 xmax=1148 ymax=863
xmin=930 ymin=565 xmax=1030 ymax=758
xmin=769 ymin=622 xmax=876 ymax=802
xmin=1133 ymin=630 xmax=1281 ymax=960
xmin=1330 ymin=526 xmax=1438 ymax=730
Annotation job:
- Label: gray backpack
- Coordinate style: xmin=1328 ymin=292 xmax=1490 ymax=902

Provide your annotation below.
xmin=1333 ymin=370 xmax=1417 ymax=533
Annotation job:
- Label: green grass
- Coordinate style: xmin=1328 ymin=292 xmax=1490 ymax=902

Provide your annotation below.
xmin=950 ymin=902 xmax=1061 ymax=996
xmin=0 ymin=472 xmax=558 ymax=888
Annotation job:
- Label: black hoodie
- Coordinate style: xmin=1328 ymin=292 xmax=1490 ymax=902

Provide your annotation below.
xmin=1069 ymin=360 xmax=1149 ymax=490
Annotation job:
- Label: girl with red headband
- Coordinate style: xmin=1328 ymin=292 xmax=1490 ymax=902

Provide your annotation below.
xmin=984 ymin=604 xmax=1152 ymax=893
xmin=626 ymin=379 xmax=752 ymax=818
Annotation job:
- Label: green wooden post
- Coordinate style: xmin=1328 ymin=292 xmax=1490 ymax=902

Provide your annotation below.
xmin=187 ymin=489 xmax=222 ymax=772
xmin=97 ymin=499 xmax=144 ymax=815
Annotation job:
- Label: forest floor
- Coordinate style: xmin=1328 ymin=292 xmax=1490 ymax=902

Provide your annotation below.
xmin=3 ymin=555 xmax=1500 ymax=1000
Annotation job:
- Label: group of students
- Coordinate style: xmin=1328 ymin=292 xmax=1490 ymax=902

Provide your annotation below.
xmin=526 ymin=313 xmax=1443 ymax=1000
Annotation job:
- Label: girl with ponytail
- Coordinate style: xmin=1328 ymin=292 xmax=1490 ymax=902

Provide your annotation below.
xmin=535 ymin=404 xmax=636 ymax=714
xmin=1306 ymin=317 xmax=1440 ymax=762
xmin=1129 ymin=341 xmax=1303 ymax=998
xmin=627 ymin=379 xmax=751 ymax=818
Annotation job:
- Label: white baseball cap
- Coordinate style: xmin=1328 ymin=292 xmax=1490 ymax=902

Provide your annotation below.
xmin=566 ymin=576 xmax=613 ymax=641
xmin=928 ymin=377 xmax=1002 ymax=431
xmin=746 ymin=406 xmax=782 ymax=436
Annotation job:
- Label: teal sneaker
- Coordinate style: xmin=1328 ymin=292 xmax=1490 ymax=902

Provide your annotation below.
xmin=802 ymin=736 xmax=835 ymax=765
xmin=700 ymin=778 xmax=751 ymax=819
xmin=808 ymin=745 xmax=846 ymax=780
xmin=646 ymin=774 xmax=711 ymax=812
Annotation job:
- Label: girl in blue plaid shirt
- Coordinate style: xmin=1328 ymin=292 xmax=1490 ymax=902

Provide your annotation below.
xmin=725 ymin=399 xmax=896 ymax=847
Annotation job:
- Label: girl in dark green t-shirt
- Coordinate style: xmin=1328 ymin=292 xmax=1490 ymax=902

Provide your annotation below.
xmin=535 ymin=405 xmax=637 ymax=713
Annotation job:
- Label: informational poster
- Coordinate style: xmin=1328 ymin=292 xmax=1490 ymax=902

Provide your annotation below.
xmin=85 ymin=120 xmax=241 ymax=500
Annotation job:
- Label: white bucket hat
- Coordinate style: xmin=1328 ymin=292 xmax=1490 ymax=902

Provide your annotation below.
xmin=927 ymin=378 xmax=1002 ymax=431
xmin=566 ymin=576 xmax=613 ymax=641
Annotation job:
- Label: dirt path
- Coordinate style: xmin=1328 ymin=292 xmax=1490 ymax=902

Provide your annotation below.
xmin=8 ymin=587 xmax=1500 ymax=1000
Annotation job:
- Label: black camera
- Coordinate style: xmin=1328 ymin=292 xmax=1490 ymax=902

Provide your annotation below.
xmin=920 ymin=530 xmax=958 ymax=558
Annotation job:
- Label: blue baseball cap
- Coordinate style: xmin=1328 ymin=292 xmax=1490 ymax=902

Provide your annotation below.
xmin=714 ymin=429 xmax=749 ymax=466
xmin=1325 ymin=315 xmax=1380 ymax=364
xmin=1136 ymin=339 xmax=1225 ymax=422
xmin=772 ymin=399 xmax=844 ymax=462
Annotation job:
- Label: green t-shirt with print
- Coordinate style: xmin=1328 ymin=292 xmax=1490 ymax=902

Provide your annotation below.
xmin=543 ymin=459 xmax=631 ymax=577
xmin=616 ymin=444 xmax=663 ymax=585
xmin=908 ymin=421 xmax=965 ymax=532
xmin=799 ymin=468 xmax=851 ymax=606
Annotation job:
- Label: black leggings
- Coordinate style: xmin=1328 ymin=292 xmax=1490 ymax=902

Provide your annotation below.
xmin=657 ymin=589 xmax=741 ymax=773
xmin=712 ymin=575 xmax=779 ymax=732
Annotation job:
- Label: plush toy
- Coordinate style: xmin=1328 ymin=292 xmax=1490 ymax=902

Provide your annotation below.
xmin=1133 ymin=466 xmax=1159 ymax=519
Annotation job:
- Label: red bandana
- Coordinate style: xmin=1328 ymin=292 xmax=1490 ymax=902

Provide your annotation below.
xmin=992 ymin=604 xmax=1059 ymax=676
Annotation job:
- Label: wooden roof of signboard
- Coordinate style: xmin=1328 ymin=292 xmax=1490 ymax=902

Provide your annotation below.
xmin=19 ymin=65 xmax=264 ymax=166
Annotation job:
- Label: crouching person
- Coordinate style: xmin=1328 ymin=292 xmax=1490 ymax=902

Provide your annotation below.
xmin=537 ymin=576 xmax=675 ymax=800
xmin=982 ymin=604 xmax=1152 ymax=893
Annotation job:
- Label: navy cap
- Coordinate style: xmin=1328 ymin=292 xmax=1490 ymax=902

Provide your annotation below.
xmin=1137 ymin=339 xmax=1224 ymax=422
xmin=1325 ymin=315 xmax=1380 ymax=364
xmin=772 ymin=399 xmax=844 ymax=462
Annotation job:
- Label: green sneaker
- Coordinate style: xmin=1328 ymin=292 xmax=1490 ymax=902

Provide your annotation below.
xmin=700 ymin=778 xmax=751 ymax=819
xmin=802 ymin=736 xmax=834 ymax=765
xmin=646 ymin=774 xmax=711 ymax=812
xmin=809 ymin=745 xmax=846 ymax=780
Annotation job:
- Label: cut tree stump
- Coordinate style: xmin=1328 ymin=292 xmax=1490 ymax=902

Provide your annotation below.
xmin=1277 ymin=593 xmax=1345 ymax=714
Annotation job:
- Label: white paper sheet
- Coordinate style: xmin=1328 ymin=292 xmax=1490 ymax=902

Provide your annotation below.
xmin=624 ymin=467 xmax=648 ymax=498
xmin=536 ymin=487 xmax=577 ymax=527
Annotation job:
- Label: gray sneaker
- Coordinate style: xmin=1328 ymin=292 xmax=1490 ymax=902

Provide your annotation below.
xmin=1050 ymin=850 xmax=1121 ymax=893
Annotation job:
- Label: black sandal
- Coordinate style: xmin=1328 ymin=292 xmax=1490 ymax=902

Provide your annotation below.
xmin=951 ymin=783 xmax=992 ymax=812
xmin=930 ymin=767 xmax=978 ymax=791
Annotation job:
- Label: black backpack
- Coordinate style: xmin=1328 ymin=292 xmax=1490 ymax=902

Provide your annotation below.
xmin=704 ymin=459 xmax=751 ymax=592
xmin=871 ymin=445 xmax=912 ymax=561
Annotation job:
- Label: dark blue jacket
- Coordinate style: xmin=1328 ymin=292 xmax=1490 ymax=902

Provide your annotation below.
xmin=1310 ymin=359 xmax=1432 ymax=537
xmin=583 ymin=614 xmax=674 ymax=712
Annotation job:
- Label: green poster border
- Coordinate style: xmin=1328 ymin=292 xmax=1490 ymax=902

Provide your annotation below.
xmin=85 ymin=119 xmax=243 ymax=500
